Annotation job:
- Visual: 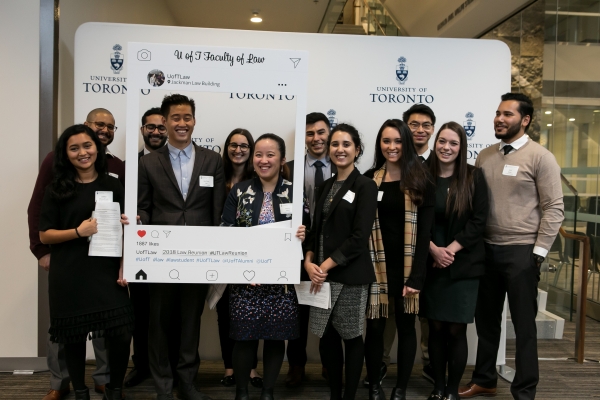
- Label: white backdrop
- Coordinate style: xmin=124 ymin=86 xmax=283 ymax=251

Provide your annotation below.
xmin=74 ymin=23 xmax=510 ymax=364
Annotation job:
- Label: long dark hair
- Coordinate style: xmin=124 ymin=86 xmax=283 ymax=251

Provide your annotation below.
xmin=429 ymin=121 xmax=474 ymax=217
xmin=372 ymin=119 xmax=429 ymax=205
xmin=223 ymin=128 xmax=255 ymax=190
xmin=254 ymin=133 xmax=290 ymax=181
xmin=51 ymin=124 xmax=106 ymax=200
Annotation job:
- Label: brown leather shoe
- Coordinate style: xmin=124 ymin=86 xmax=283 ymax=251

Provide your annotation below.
xmin=94 ymin=384 xmax=105 ymax=394
xmin=458 ymin=383 xmax=497 ymax=398
xmin=284 ymin=365 xmax=305 ymax=388
xmin=42 ymin=388 xmax=70 ymax=400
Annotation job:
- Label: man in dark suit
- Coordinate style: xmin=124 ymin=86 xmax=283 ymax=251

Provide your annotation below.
xmin=138 ymin=94 xmax=225 ymax=400
xmin=124 ymin=107 xmax=171 ymax=388
xmin=285 ymin=112 xmax=336 ymax=387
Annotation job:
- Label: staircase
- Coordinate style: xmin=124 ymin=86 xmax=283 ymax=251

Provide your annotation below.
xmin=506 ymin=289 xmax=565 ymax=339
xmin=332 ymin=24 xmax=366 ymax=35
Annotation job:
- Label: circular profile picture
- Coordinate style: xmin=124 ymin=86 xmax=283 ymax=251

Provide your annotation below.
xmin=147 ymin=69 xmax=165 ymax=87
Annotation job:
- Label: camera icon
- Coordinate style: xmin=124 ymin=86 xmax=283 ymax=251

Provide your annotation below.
xmin=137 ymin=49 xmax=151 ymax=61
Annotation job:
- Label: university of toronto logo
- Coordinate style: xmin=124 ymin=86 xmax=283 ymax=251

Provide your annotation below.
xmin=327 ymin=109 xmax=338 ymax=128
xmin=396 ymin=57 xmax=408 ymax=84
xmin=110 ymin=44 xmax=124 ymax=74
xmin=464 ymin=112 xmax=476 ymax=139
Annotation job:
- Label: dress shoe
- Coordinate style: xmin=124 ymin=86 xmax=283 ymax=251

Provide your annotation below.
xmin=74 ymin=388 xmax=90 ymax=400
xmin=422 ymin=364 xmax=435 ymax=385
xmin=364 ymin=362 xmax=388 ymax=387
xmin=427 ymin=389 xmax=444 ymax=399
xmin=157 ymin=394 xmax=175 ymax=400
xmin=178 ymin=383 xmax=212 ymax=400
xmin=124 ymin=367 xmax=150 ymax=388
xmin=369 ymin=384 xmax=385 ymax=400
xmin=220 ymin=374 xmax=236 ymax=387
xmin=103 ymin=386 xmax=123 ymax=400
xmin=94 ymin=384 xmax=106 ymax=394
xmin=259 ymin=387 xmax=274 ymax=400
xmin=43 ymin=388 xmax=70 ymax=400
xmin=250 ymin=376 xmax=264 ymax=388
xmin=235 ymin=387 xmax=250 ymax=400
xmin=458 ymin=383 xmax=497 ymax=398
xmin=284 ymin=365 xmax=305 ymax=388
xmin=390 ymin=387 xmax=407 ymax=400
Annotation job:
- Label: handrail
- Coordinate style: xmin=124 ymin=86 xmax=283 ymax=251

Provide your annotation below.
xmin=361 ymin=0 xmax=386 ymax=35
xmin=559 ymin=227 xmax=589 ymax=363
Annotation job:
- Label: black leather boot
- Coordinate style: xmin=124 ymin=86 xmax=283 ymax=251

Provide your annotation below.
xmin=235 ymin=387 xmax=250 ymax=400
xmin=390 ymin=387 xmax=407 ymax=400
xmin=103 ymin=386 xmax=123 ymax=400
xmin=75 ymin=388 xmax=91 ymax=400
xmin=427 ymin=389 xmax=444 ymax=399
xmin=260 ymin=387 xmax=274 ymax=400
xmin=444 ymin=394 xmax=459 ymax=400
xmin=369 ymin=384 xmax=386 ymax=400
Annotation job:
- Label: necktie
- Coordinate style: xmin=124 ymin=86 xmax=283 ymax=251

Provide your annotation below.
xmin=314 ymin=160 xmax=324 ymax=189
xmin=503 ymin=145 xmax=514 ymax=155
xmin=419 ymin=155 xmax=425 ymax=162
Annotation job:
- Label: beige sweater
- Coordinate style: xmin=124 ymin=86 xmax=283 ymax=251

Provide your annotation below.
xmin=475 ymin=138 xmax=564 ymax=251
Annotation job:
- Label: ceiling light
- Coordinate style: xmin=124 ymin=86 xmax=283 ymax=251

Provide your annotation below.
xmin=594 ymin=110 xmax=600 ymax=113
xmin=545 ymin=111 xmax=552 ymax=114
xmin=569 ymin=118 xmax=575 ymax=121
xmin=250 ymin=12 xmax=262 ymax=23
xmin=547 ymin=123 xmax=552 ymax=127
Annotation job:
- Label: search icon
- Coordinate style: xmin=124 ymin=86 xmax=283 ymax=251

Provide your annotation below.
xmin=169 ymin=269 xmax=180 ymax=280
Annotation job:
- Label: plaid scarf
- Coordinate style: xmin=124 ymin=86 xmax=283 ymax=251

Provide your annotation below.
xmin=367 ymin=165 xmax=419 ymax=319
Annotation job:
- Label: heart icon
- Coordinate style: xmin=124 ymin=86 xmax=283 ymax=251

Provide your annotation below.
xmin=243 ymin=270 xmax=255 ymax=281
xmin=137 ymin=230 xmax=147 ymax=238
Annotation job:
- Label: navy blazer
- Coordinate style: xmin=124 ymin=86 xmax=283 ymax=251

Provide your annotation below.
xmin=427 ymin=166 xmax=489 ymax=280
xmin=305 ymin=168 xmax=378 ymax=285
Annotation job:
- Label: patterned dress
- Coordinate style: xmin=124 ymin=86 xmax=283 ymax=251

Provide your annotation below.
xmin=309 ymin=181 xmax=369 ymax=340
xmin=229 ymin=192 xmax=300 ymax=341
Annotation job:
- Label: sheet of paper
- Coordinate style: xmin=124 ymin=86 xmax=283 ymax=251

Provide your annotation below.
xmin=89 ymin=202 xmax=123 ymax=257
xmin=294 ymin=281 xmax=331 ymax=309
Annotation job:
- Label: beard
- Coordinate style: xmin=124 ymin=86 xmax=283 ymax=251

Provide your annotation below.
xmin=143 ymin=133 xmax=167 ymax=150
xmin=495 ymin=120 xmax=522 ymax=141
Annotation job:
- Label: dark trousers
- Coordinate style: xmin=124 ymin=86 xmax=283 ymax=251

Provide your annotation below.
xmin=472 ymin=244 xmax=540 ymax=400
xmin=285 ymin=303 xmax=310 ymax=367
xmin=130 ymin=282 xmax=181 ymax=375
xmin=149 ymin=283 xmax=209 ymax=395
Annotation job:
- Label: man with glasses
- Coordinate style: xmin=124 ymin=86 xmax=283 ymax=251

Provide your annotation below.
xmin=139 ymin=107 xmax=168 ymax=159
xmin=403 ymin=104 xmax=436 ymax=162
xmin=28 ymin=107 xmax=124 ymax=400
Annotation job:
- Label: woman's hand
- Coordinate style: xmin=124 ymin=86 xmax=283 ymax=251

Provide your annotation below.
xmin=77 ymin=218 xmax=98 ymax=237
xmin=121 ymin=214 xmax=142 ymax=225
xmin=304 ymin=261 xmax=327 ymax=286
xmin=295 ymin=225 xmax=306 ymax=242
xmin=310 ymin=282 xmax=322 ymax=294
xmin=402 ymin=285 xmax=420 ymax=297
xmin=430 ymin=243 xmax=454 ymax=268
xmin=117 ymin=259 xmax=128 ymax=287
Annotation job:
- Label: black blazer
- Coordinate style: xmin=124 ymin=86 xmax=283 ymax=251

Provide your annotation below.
xmin=427 ymin=166 xmax=489 ymax=280
xmin=137 ymin=143 xmax=225 ymax=226
xmin=305 ymin=168 xmax=378 ymax=285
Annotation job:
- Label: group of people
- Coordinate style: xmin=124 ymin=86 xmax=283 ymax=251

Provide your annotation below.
xmin=28 ymin=92 xmax=564 ymax=400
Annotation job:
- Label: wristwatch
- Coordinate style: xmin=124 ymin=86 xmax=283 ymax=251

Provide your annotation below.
xmin=533 ymin=254 xmax=545 ymax=265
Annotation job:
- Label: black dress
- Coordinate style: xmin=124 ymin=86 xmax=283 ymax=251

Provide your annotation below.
xmin=421 ymin=177 xmax=479 ymax=324
xmin=40 ymin=175 xmax=134 ymax=343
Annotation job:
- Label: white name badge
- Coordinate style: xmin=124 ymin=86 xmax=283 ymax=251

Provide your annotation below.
xmin=95 ymin=191 xmax=113 ymax=202
xmin=279 ymin=203 xmax=293 ymax=214
xmin=199 ymin=175 xmax=214 ymax=187
xmin=343 ymin=190 xmax=355 ymax=204
xmin=108 ymin=172 xmax=118 ymax=179
xmin=377 ymin=191 xmax=384 ymax=201
xmin=502 ymin=165 xmax=519 ymax=176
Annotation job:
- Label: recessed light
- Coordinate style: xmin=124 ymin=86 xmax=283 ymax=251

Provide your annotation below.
xmin=250 ymin=12 xmax=262 ymax=23
xmin=547 ymin=123 xmax=552 ymax=126
xmin=545 ymin=111 xmax=552 ymax=114
xmin=594 ymin=110 xmax=600 ymax=113
xmin=569 ymin=118 xmax=576 ymax=121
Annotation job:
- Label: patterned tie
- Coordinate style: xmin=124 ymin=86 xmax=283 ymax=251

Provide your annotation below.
xmin=503 ymin=145 xmax=514 ymax=155
xmin=314 ymin=160 xmax=325 ymax=189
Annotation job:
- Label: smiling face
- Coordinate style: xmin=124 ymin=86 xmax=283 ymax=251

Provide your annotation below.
xmin=85 ymin=111 xmax=116 ymax=146
xmin=407 ymin=113 xmax=434 ymax=151
xmin=253 ymin=139 xmax=285 ymax=183
xmin=435 ymin=128 xmax=461 ymax=166
xmin=141 ymin=114 xmax=168 ymax=150
xmin=164 ymin=104 xmax=195 ymax=149
xmin=494 ymin=100 xmax=529 ymax=143
xmin=228 ymin=134 xmax=251 ymax=166
xmin=67 ymin=133 xmax=98 ymax=172
xmin=380 ymin=127 xmax=402 ymax=165
xmin=305 ymin=120 xmax=330 ymax=158
xmin=329 ymin=130 xmax=359 ymax=169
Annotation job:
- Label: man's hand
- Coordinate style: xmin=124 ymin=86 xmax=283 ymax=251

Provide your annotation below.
xmin=38 ymin=254 xmax=50 ymax=271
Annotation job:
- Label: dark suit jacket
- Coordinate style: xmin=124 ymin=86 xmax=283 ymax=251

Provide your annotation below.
xmin=304 ymin=168 xmax=378 ymax=285
xmin=138 ymin=150 xmax=145 ymax=160
xmin=427 ymin=166 xmax=489 ymax=280
xmin=137 ymin=143 xmax=225 ymax=226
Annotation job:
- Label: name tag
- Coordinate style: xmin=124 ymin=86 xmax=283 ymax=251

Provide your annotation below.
xmin=280 ymin=203 xmax=293 ymax=214
xmin=343 ymin=190 xmax=355 ymax=204
xmin=95 ymin=191 xmax=113 ymax=202
xmin=502 ymin=165 xmax=519 ymax=176
xmin=108 ymin=172 xmax=118 ymax=179
xmin=199 ymin=175 xmax=214 ymax=187
xmin=377 ymin=191 xmax=384 ymax=201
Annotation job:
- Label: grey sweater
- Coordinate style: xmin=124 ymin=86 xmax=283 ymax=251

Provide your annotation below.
xmin=475 ymin=138 xmax=564 ymax=251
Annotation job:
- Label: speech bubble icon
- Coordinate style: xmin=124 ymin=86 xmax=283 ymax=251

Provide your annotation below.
xmin=151 ymin=230 xmax=160 ymax=238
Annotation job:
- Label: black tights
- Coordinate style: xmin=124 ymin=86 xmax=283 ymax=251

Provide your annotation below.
xmin=319 ymin=324 xmax=364 ymax=400
xmin=64 ymin=332 xmax=132 ymax=391
xmin=428 ymin=319 xmax=468 ymax=396
xmin=233 ymin=340 xmax=284 ymax=391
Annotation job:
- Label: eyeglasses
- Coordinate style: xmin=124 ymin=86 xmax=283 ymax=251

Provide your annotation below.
xmin=408 ymin=121 xmax=433 ymax=130
xmin=228 ymin=143 xmax=250 ymax=151
xmin=143 ymin=124 xmax=167 ymax=133
xmin=88 ymin=121 xmax=117 ymax=132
